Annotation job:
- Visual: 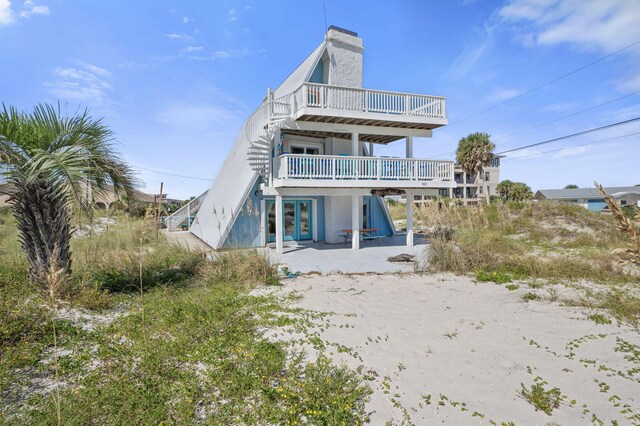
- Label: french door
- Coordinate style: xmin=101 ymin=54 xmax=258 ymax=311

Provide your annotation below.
xmin=267 ymin=200 xmax=312 ymax=242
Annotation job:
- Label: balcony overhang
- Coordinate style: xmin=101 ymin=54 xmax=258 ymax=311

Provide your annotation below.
xmin=282 ymin=120 xmax=434 ymax=144
xmin=289 ymin=83 xmax=448 ymax=142
xmin=271 ymin=179 xmax=456 ymax=189
xmin=295 ymin=107 xmax=447 ymax=130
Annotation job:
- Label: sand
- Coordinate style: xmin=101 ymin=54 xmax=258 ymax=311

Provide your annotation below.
xmin=275 ymin=273 xmax=640 ymax=425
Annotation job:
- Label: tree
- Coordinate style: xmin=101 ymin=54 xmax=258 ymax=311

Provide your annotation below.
xmin=564 ymin=184 xmax=579 ymax=189
xmin=496 ymin=179 xmax=514 ymax=200
xmin=0 ymin=103 xmax=134 ymax=282
xmin=511 ymin=182 xmax=533 ymax=201
xmin=456 ymin=132 xmax=495 ymax=203
xmin=496 ymin=180 xmax=533 ymax=201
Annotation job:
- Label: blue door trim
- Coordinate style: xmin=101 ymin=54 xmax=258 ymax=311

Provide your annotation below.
xmin=266 ymin=199 xmax=313 ymax=242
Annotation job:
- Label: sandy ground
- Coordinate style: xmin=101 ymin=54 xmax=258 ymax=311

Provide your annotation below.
xmin=274 ymin=274 xmax=640 ymax=425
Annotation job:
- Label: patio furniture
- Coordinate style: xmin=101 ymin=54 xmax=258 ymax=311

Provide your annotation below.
xmin=340 ymin=228 xmax=382 ymax=245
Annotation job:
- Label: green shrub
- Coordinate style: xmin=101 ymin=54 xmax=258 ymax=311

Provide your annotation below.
xmin=475 ymin=270 xmax=512 ymax=283
xmin=520 ymin=380 xmax=564 ymax=415
xmin=522 ymin=292 xmax=540 ymax=302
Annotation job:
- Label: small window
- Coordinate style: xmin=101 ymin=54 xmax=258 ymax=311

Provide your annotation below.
xmin=479 ymin=186 xmax=483 ymax=194
xmin=485 ymin=171 xmax=490 ymax=181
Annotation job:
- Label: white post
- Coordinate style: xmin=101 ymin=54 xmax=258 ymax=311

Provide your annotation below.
xmin=186 ymin=203 xmax=191 ymax=230
xmin=406 ymin=136 xmax=413 ymax=158
xmin=406 ymin=191 xmax=414 ymax=247
xmin=275 ymin=194 xmax=283 ymax=254
xmin=368 ymin=142 xmax=374 ymax=157
xmin=351 ymin=194 xmax=361 ymax=250
xmin=352 ymin=132 xmax=359 ymax=156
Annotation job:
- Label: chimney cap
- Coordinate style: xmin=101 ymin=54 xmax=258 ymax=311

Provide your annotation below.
xmin=327 ymin=25 xmax=358 ymax=37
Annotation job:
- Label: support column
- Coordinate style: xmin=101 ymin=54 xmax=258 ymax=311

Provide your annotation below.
xmin=368 ymin=142 xmax=374 ymax=157
xmin=351 ymin=194 xmax=361 ymax=250
xmin=352 ymin=132 xmax=359 ymax=156
xmin=275 ymin=194 xmax=283 ymax=254
xmin=270 ymin=127 xmax=280 ymax=186
xmin=406 ymin=191 xmax=414 ymax=247
xmin=406 ymin=136 xmax=413 ymax=159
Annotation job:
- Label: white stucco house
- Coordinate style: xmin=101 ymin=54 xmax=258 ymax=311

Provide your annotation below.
xmin=165 ymin=26 xmax=454 ymax=253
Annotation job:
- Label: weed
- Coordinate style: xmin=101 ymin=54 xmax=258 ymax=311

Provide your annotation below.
xmin=522 ymin=292 xmax=540 ymax=302
xmin=475 ymin=270 xmax=512 ymax=283
xmin=520 ymin=378 xmax=565 ymax=415
xmin=444 ymin=331 xmax=458 ymax=339
xmin=505 ymin=284 xmax=519 ymax=291
xmin=588 ymin=313 xmax=612 ymax=325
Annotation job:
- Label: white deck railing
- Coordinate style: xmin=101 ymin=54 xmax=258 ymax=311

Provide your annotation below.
xmin=163 ymin=190 xmax=208 ymax=231
xmin=293 ymin=83 xmax=446 ymax=119
xmin=276 ymin=154 xmax=453 ymax=182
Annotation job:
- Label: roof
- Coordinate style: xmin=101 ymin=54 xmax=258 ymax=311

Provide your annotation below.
xmin=535 ymin=186 xmax=640 ymax=200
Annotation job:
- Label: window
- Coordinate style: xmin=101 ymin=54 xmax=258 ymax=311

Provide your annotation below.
xmin=485 ymin=171 xmax=490 ymax=181
xmin=289 ymin=144 xmax=321 ymax=155
xmin=479 ymin=186 xmax=483 ymax=194
xmin=438 ymin=189 xmax=448 ymax=197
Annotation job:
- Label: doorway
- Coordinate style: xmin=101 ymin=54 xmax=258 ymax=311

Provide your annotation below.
xmin=267 ymin=199 xmax=313 ymax=242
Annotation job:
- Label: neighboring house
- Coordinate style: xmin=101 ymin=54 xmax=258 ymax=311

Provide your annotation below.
xmin=165 ymin=26 xmax=453 ymax=252
xmin=405 ymin=156 xmax=502 ymax=205
xmin=94 ymin=186 xmax=182 ymax=210
xmin=535 ymin=187 xmax=640 ymax=212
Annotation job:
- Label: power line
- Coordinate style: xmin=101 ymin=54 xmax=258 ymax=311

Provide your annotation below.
xmin=497 ymin=116 xmax=640 ymax=155
xmin=425 ymin=90 xmax=640 ymax=159
xmin=493 ymin=89 xmax=640 ymax=142
xmin=133 ymin=165 xmax=214 ymax=182
xmin=444 ymin=38 xmax=640 ymax=128
xmin=501 ymin=131 xmax=640 ymax=162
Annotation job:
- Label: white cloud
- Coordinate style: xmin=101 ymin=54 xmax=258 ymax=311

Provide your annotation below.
xmin=552 ymin=145 xmax=587 ymax=159
xmin=164 ymin=32 xmax=191 ymax=40
xmin=447 ymin=23 xmax=495 ymax=80
xmin=539 ymin=101 xmax=579 ymax=113
xmin=45 ymin=62 xmax=112 ymax=104
xmin=185 ymin=48 xmax=266 ymax=61
xmin=487 ymin=88 xmax=522 ymax=102
xmin=499 ymin=0 xmax=640 ymax=53
xmin=19 ymin=0 xmax=48 ymax=18
xmin=505 ymin=148 xmax=543 ymax=160
xmin=183 ymin=45 xmax=204 ymax=52
xmin=0 ymin=0 xmax=14 ymax=27
xmin=228 ymin=9 xmax=237 ymax=21
xmin=1 ymin=0 xmax=49 ymax=27
xmin=181 ymin=16 xmax=192 ymax=24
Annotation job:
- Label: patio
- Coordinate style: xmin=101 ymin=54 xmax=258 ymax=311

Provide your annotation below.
xmin=266 ymin=233 xmax=429 ymax=274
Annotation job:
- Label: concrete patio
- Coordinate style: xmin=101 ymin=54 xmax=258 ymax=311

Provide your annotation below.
xmin=267 ymin=233 xmax=429 ymax=274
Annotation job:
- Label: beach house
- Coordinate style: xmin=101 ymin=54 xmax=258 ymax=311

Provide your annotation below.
xmin=165 ymin=26 xmax=454 ymax=253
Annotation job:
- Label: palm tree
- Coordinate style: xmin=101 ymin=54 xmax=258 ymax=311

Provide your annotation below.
xmin=0 ymin=103 xmax=134 ymax=282
xmin=455 ymin=132 xmax=495 ymax=204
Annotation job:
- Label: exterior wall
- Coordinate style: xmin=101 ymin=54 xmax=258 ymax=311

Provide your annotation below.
xmin=223 ymin=180 xmax=263 ymax=248
xmin=323 ymin=194 xmax=392 ymax=244
xmin=326 ymin=29 xmax=363 ymax=89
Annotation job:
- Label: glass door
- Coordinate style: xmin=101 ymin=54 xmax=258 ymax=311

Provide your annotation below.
xmin=284 ymin=202 xmax=296 ymax=241
xmin=266 ymin=200 xmax=313 ymax=242
xmin=297 ymin=201 xmax=312 ymax=240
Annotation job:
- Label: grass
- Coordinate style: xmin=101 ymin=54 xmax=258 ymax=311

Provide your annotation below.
xmin=425 ymin=200 xmax=633 ymax=283
xmin=420 ymin=200 xmax=640 ymax=326
xmin=0 ymin=208 xmax=371 ymax=424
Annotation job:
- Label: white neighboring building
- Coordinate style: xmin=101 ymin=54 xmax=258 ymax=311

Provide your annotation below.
xmin=165 ymin=26 xmax=453 ymax=252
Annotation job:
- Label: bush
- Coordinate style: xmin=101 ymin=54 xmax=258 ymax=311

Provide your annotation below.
xmin=199 ymin=249 xmax=279 ymax=286
xmin=475 ymin=270 xmax=512 ymax=283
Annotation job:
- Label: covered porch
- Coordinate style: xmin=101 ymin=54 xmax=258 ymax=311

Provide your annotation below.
xmin=267 ymin=233 xmax=428 ymax=274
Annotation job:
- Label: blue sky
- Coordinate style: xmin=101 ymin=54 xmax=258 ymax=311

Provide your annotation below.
xmin=1 ymin=0 xmax=639 ymax=199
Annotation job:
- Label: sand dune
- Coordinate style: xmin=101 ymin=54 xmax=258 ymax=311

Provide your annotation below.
xmin=276 ymin=274 xmax=640 ymax=425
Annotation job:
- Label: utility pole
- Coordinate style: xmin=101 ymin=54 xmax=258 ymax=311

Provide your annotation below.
xmin=156 ymin=182 xmax=164 ymax=240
